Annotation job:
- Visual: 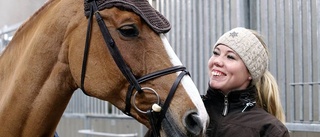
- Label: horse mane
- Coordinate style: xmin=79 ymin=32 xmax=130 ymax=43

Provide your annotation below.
xmin=0 ymin=0 xmax=60 ymax=75
xmin=0 ymin=0 xmax=58 ymax=59
xmin=12 ymin=0 xmax=54 ymax=36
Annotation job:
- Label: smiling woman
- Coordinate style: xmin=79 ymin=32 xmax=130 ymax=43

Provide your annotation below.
xmin=203 ymin=27 xmax=289 ymax=137
xmin=0 ymin=0 xmax=208 ymax=136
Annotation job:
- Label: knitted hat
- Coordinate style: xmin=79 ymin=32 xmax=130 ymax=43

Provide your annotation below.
xmin=84 ymin=0 xmax=171 ymax=34
xmin=214 ymin=27 xmax=268 ymax=84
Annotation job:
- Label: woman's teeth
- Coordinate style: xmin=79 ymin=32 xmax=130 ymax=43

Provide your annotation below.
xmin=212 ymin=71 xmax=223 ymax=76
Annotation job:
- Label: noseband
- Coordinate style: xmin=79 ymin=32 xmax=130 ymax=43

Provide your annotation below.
xmin=81 ymin=1 xmax=189 ymax=136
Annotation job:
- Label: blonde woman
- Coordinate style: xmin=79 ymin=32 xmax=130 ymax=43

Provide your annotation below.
xmin=202 ymin=27 xmax=289 ymax=137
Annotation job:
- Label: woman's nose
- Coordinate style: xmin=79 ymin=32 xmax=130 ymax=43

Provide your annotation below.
xmin=208 ymin=56 xmax=223 ymax=69
xmin=212 ymin=56 xmax=223 ymax=67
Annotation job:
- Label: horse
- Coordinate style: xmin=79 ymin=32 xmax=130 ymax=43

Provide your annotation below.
xmin=0 ymin=0 xmax=208 ymax=136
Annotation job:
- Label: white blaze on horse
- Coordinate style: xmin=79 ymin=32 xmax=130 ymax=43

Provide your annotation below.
xmin=0 ymin=0 xmax=208 ymax=136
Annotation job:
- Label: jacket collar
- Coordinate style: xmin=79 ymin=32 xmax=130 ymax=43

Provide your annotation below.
xmin=203 ymin=85 xmax=257 ymax=115
xmin=206 ymin=86 xmax=256 ymax=101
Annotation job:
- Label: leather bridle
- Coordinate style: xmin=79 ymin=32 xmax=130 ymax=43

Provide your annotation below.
xmin=81 ymin=0 xmax=190 ymax=136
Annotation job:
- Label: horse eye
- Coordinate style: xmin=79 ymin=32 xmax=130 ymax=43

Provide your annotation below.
xmin=118 ymin=25 xmax=139 ymax=37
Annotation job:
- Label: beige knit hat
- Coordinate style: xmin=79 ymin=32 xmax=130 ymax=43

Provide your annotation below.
xmin=214 ymin=27 xmax=268 ymax=84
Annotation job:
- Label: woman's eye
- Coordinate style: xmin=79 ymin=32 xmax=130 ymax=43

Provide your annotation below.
xmin=213 ymin=51 xmax=219 ymax=55
xmin=118 ymin=25 xmax=139 ymax=37
xmin=227 ymin=55 xmax=235 ymax=60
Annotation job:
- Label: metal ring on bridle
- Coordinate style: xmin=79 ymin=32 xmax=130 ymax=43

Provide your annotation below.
xmin=132 ymin=87 xmax=160 ymax=114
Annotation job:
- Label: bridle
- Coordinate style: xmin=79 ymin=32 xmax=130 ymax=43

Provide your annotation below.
xmin=81 ymin=0 xmax=190 ymax=136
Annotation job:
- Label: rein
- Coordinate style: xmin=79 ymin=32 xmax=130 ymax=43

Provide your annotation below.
xmin=81 ymin=1 xmax=189 ymax=136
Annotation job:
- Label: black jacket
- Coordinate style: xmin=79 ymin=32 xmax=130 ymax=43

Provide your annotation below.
xmin=202 ymin=86 xmax=290 ymax=137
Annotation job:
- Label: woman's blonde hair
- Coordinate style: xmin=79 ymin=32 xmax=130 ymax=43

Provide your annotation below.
xmin=256 ymin=71 xmax=286 ymax=123
xmin=251 ymin=30 xmax=286 ymax=123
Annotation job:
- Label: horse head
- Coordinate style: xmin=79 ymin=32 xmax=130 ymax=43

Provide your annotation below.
xmin=0 ymin=0 xmax=208 ymax=136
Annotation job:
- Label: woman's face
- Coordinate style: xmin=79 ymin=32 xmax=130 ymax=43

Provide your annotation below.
xmin=208 ymin=45 xmax=251 ymax=93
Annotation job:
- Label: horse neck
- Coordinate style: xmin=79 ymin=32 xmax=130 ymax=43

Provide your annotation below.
xmin=0 ymin=0 xmax=80 ymax=136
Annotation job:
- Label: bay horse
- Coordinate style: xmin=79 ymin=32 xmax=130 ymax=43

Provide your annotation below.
xmin=0 ymin=0 xmax=208 ymax=137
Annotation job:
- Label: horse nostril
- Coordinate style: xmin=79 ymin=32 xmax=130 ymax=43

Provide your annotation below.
xmin=183 ymin=111 xmax=203 ymax=136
